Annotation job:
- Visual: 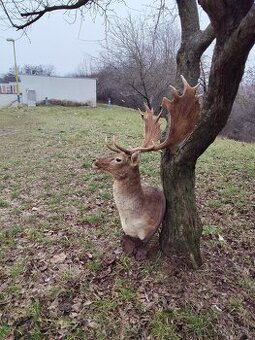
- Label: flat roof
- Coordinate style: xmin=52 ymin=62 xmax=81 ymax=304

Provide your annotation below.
xmin=19 ymin=74 xmax=97 ymax=81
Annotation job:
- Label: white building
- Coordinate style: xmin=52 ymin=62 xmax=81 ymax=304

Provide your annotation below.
xmin=0 ymin=74 xmax=97 ymax=107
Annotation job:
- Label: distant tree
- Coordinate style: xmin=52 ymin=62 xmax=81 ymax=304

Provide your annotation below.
xmin=221 ymin=92 xmax=255 ymax=142
xmin=67 ymin=59 xmax=95 ymax=78
xmin=96 ymin=16 xmax=179 ymax=110
xmin=0 ymin=68 xmax=20 ymax=83
xmin=21 ymin=64 xmax=55 ymax=76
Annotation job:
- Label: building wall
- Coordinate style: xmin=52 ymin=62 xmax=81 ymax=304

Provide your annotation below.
xmin=19 ymin=75 xmax=96 ymax=106
xmin=0 ymin=94 xmax=17 ymax=107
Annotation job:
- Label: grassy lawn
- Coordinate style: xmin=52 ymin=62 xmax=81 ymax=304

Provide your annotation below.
xmin=0 ymin=105 xmax=254 ymax=339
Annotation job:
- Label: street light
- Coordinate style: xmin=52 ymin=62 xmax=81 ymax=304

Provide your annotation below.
xmin=6 ymin=38 xmax=20 ymax=103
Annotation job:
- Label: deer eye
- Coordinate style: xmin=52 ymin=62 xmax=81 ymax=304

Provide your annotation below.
xmin=115 ymin=158 xmax=122 ymax=162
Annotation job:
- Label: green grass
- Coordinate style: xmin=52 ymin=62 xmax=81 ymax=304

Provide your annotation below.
xmin=0 ymin=105 xmax=254 ymax=339
xmin=202 ymin=224 xmax=222 ymax=236
xmin=0 ymin=325 xmax=12 ymax=340
xmin=151 ymin=307 xmax=217 ymax=339
xmin=0 ymin=199 xmax=9 ymax=208
xmin=151 ymin=310 xmax=180 ymax=339
xmin=8 ymin=262 xmax=25 ymax=278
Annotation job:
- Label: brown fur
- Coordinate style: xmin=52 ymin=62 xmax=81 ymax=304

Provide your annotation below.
xmin=93 ymin=152 xmax=166 ymax=242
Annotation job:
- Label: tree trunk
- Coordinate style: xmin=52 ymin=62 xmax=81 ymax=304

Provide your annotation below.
xmin=159 ymin=0 xmax=214 ymax=269
xmin=159 ymin=0 xmax=255 ymax=269
xmin=160 ymin=149 xmax=202 ymax=268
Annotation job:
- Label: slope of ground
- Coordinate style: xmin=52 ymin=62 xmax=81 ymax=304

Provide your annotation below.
xmin=0 ymin=105 xmax=254 ymax=339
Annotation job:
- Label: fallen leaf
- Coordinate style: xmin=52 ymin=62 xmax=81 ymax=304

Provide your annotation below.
xmin=51 ymin=253 xmax=67 ymax=264
xmin=218 ymin=234 xmax=225 ymax=242
xmin=102 ymin=252 xmax=117 ymax=266
xmin=85 ymin=252 xmax=93 ymax=259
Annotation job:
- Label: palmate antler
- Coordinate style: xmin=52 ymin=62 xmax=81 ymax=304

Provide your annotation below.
xmin=106 ymin=105 xmax=162 ymax=155
xmin=106 ymin=75 xmax=201 ymax=155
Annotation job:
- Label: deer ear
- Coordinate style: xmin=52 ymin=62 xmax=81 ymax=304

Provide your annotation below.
xmin=130 ymin=152 xmax=140 ymax=167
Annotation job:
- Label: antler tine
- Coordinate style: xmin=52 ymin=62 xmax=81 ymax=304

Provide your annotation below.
xmin=170 ymin=85 xmax=180 ymax=99
xmin=181 ymin=74 xmax=189 ymax=93
xmin=144 ymin=103 xmax=154 ymax=114
xmin=155 ymin=109 xmax=163 ymax=123
xmin=109 ymin=106 xmax=164 ymax=155
xmin=112 ymin=136 xmax=133 ymax=155
xmin=116 ymin=107 xmax=163 ymax=154
xmin=181 ymin=75 xmax=199 ymax=95
xmin=105 ymin=136 xmax=121 ymax=153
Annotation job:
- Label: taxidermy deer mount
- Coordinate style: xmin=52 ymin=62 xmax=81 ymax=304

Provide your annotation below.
xmin=92 ymin=76 xmax=201 ymax=260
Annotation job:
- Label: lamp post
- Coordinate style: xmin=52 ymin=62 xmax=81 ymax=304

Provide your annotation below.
xmin=6 ymin=38 xmax=20 ymax=103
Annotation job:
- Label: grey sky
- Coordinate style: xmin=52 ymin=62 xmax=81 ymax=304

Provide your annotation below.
xmin=1 ymin=0 xmax=164 ymax=75
xmin=1 ymin=1 xmax=254 ymax=76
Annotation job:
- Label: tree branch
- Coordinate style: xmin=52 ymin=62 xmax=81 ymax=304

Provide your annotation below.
xmin=1 ymin=0 xmax=92 ymax=30
xmin=176 ymin=0 xmax=200 ymax=38
xmin=175 ymin=0 xmax=215 ymax=88
xmin=178 ymin=2 xmax=255 ymax=164
xmin=195 ymin=24 xmax=215 ymax=56
xmin=129 ymin=83 xmax=151 ymax=109
xmin=226 ymin=4 xmax=255 ymax=57
xmin=21 ymin=0 xmax=89 ymax=17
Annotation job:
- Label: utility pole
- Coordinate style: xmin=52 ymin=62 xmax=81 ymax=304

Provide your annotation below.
xmin=6 ymin=38 xmax=20 ymax=103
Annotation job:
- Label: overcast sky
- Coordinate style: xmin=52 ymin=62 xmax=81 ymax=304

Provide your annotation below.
xmin=1 ymin=0 xmax=167 ymax=75
xmin=1 ymin=1 xmax=254 ymax=76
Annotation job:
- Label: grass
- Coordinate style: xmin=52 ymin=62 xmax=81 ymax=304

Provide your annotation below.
xmin=0 ymin=105 xmax=254 ymax=339
xmin=0 ymin=199 xmax=9 ymax=208
xmin=0 ymin=325 xmax=12 ymax=340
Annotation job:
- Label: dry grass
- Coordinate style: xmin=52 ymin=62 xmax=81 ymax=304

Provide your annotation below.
xmin=0 ymin=105 xmax=254 ymax=339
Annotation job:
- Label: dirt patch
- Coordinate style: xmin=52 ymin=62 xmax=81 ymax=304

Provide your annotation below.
xmin=0 ymin=128 xmax=18 ymax=137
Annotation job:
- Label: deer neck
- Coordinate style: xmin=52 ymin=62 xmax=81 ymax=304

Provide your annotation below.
xmin=112 ymin=167 xmax=144 ymax=204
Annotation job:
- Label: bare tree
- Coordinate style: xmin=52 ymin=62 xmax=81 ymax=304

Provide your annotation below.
xmin=159 ymin=0 xmax=255 ymax=268
xmin=0 ymin=68 xmax=19 ymax=83
xmin=21 ymin=64 xmax=55 ymax=76
xmin=2 ymin=0 xmax=255 ymax=268
xmin=220 ymin=92 xmax=255 ymax=142
xmin=97 ymin=16 xmax=179 ymax=109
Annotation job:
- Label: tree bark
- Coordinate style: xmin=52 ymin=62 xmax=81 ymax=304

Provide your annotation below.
xmin=160 ymin=152 xmax=202 ymax=268
xmin=160 ymin=0 xmax=255 ymax=268
xmin=159 ymin=0 xmax=214 ymax=268
xmin=175 ymin=0 xmax=215 ymax=89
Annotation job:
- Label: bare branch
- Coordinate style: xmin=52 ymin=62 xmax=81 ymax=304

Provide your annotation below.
xmin=195 ymin=24 xmax=215 ymax=56
xmin=0 ymin=0 xmax=110 ymax=30
xmin=175 ymin=0 xmax=215 ymax=88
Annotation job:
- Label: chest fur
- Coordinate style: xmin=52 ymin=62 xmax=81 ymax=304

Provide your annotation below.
xmin=113 ymin=182 xmax=146 ymax=239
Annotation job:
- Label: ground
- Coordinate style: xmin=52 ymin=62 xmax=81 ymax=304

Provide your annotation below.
xmin=0 ymin=105 xmax=254 ymax=339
